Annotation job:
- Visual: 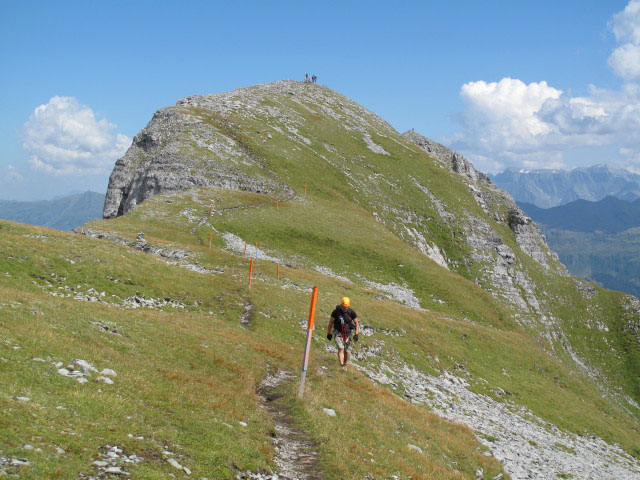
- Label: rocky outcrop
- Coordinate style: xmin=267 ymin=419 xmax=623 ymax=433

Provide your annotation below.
xmin=403 ymin=130 xmax=489 ymax=184
xmin=104 ymin=101 xmax=281 ymax=218
xmin=104 ymin=80 xmax=400 ymax=218
xmin=403 ymin=130 xmax=567 ymax=314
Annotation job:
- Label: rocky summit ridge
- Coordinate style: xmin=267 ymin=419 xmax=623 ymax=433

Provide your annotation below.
xmin=105 ymin=81 xmax=561 ymax=314
xmin=38 ymin=80 xmax=640 ymax=478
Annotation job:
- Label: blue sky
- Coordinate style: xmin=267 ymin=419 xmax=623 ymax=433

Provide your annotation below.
xmin=0 ymin=0 xmax=636 ymax=200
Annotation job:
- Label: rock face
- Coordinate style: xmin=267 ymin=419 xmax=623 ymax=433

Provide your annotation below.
xmin=402 ymin=130 xmax=566 ymax=314
xmin=104 ymin=80 xmax=393 ymax=218
xmin=103 ymin=103 xmax=280 ymax=218
xmin=403 ymin=130 xmax=488 ymax=183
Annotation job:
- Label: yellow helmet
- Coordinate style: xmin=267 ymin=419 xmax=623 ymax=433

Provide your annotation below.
xmin=341 ymin=296 xmax=351 ymax=307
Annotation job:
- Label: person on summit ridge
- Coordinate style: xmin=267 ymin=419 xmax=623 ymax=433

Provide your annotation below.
xmin=326 ymin=297 xmax=360 ymax=367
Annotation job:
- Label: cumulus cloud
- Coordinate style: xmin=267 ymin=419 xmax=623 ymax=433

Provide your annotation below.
xmin=22 ymin=96 xmax=131 ymax=176
xmin=608 ymin=0 xmax=640 ymax=79
xmin=452 ymin=1 xmax=640 ymax=174
xmin=458 ymin=78 xmax=562 ymax=149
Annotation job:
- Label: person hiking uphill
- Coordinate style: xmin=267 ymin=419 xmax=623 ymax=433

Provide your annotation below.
xmin=326 ymin=297 xmax=360 ymax=367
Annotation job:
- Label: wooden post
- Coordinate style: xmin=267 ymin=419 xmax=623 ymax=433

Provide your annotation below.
xmin=277 ymin=264 xmax=281 ymax=281
xmin=209 ymin=232 xmax=212 ymax=249
xmin=298 ymin=286 xmax=318 ymax=398
xmin=249 ymin=258 xmax=254 ymax=287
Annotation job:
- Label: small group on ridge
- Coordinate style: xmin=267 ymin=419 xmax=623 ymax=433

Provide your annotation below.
xmin=304 ymin=73 xmax=318 ymax=84
xmin=326 ymin=297 xmax=360 ymax=367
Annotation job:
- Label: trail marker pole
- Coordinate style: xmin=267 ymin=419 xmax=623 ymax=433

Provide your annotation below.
xmin=277 ymin=264 xmax=281 ymax=281
xmin=298 ymin=286 xmax=318 ymax=399
xmin=249 ymin=258 xmax=254 ymax=287
xmin=209 ymin=232 xmax=212 ymax=249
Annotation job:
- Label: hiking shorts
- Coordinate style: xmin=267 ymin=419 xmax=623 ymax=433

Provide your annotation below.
xmin=333 ymin=330 xmax=351 ymax=350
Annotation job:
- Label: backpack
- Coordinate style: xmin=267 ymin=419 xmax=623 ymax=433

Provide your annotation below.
xmin=333 ymin=306 xmax=355 ymax=335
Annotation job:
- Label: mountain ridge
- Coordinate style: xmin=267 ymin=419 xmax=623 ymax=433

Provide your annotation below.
xmin=518 ymin=195 xmax=640 ymax=234
xmin=0 ymin=191 xmax=105 ymax=231
xmin=2 ymin=80 xmax=638 ymax=478
xmin=490 ymin=164 xmax=640 ymax=208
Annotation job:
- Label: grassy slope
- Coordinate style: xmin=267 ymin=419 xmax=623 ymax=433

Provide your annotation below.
xmin=2 ymin=181 xmax=639 ymax=478
xmin=1 ymin=217 xmax=506 ymax=479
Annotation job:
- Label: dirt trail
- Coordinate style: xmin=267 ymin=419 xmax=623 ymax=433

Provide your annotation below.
xmin=258 ymin=371 xmax=322 ymax=480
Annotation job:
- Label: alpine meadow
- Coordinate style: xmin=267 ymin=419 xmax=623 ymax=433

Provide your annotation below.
xmin=1 ymin=81 xmax=639 ymax=479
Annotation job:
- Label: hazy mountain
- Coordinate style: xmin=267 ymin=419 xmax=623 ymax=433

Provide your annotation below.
xmin=490 ymin=164 xmax=640 ymax=208
xmin=0 ymin=191 xmax=105 ymax=231
xmin=518 ymin=196 xmax=640 ymax=234
xmin=518 ymin=196 xmax=640 ymax=296
xmin=540 ymin=226 xmax=640 ymax=298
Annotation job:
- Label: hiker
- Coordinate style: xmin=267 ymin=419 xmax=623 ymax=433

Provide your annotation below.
xmin=304 ymin=72 xmax=310 ymax=82
xmin=312 ymin=74 xmax=317 ymax=84
xmin=326 ymin=297 xmax=360 ymax=367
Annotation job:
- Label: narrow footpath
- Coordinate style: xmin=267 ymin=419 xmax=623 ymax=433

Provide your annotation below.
xmin=253 ymin=371 xmax=322 ymax=480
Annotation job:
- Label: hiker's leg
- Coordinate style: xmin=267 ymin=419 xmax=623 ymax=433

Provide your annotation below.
xmin=344 ymin=350 xmax=350 ymax=365
xmin=337 ymin=348 xmax=345 ymax=366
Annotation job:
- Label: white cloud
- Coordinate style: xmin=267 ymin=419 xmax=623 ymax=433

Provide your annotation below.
xmin=22 ymin=96 xmax=131 ymax=176
xmin=608 ymin=0 xmax=640 ymax=79
xmin=608 ymin=43 xmax=640 ymax=79
xmin=452 ymin=1 xmax=640 ymax=173
xmin=458 ymin=78 xmax=562 ymax=150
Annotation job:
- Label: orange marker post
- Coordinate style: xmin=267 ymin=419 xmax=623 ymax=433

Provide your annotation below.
xmin=209 ymin=232 xmax=213 ymax=249
xmin=249 ymin=258 xmax=254 ymax=287
xmin=277 ymin=264 xmax=281 ymax=281
xmin=298 ymin=286 xmax=318 ymax=398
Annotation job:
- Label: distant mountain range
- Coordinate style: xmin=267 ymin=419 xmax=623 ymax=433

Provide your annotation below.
xmin=490 ymin=164 xmax=640 ymax=208
xmin=517 ymin=196 xmax=640 ymax=297
xmin=0 ymin=191 xmax=105 ymax=231
xmin=518 ymin=196 xmax=640 ymax=234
